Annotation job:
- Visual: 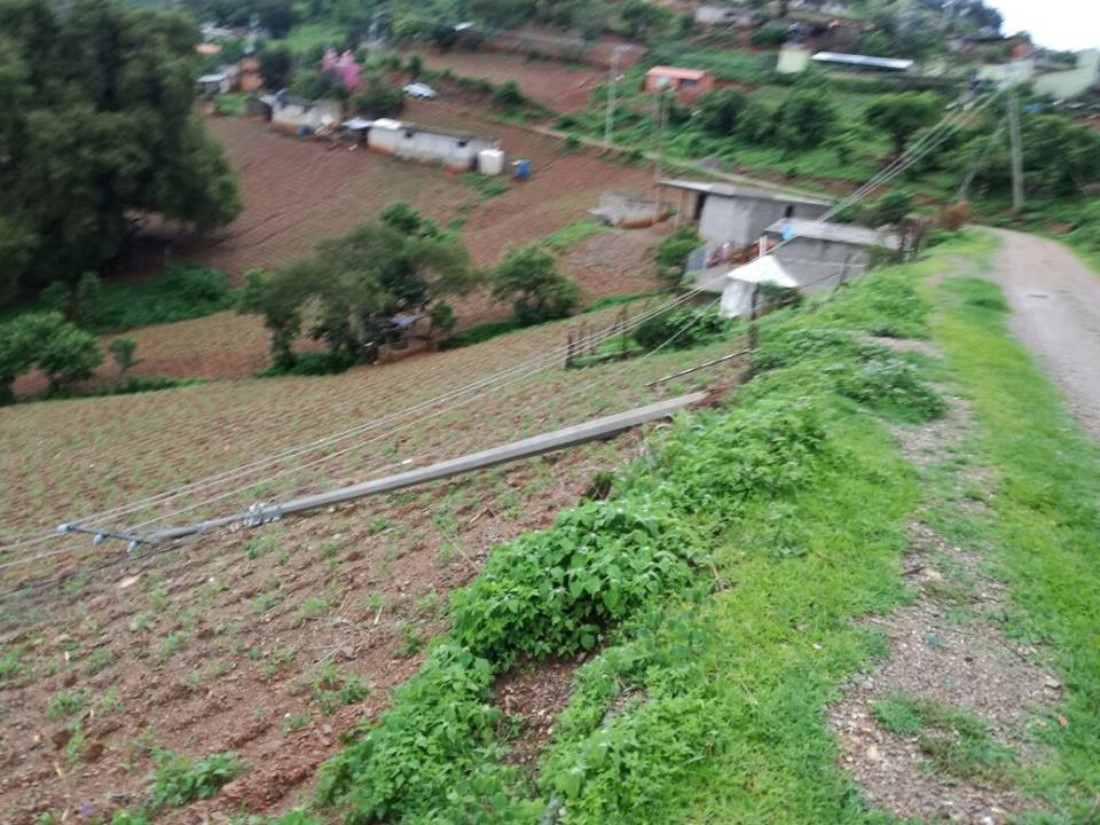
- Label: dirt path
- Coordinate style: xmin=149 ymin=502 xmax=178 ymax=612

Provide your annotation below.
xmin=988 ymin=229 xmax=1100 ymax=439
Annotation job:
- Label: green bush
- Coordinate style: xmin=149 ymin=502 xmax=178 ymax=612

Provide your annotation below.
xmin=149 ymin=750 xmax=245 ymax=809
xmin=644 ymin=399 xmax=830 ymax=515
xmin=316 ymin=645 xmax=534 ymax=823
xmin=835 ymin=356 xmax=947 ymax=423
xmin=449 ymin=500 xmax=706 ymax=665
xmin=654 ymin=227 xmax=700 ymax=285
xmin=632 ymin=306 xmax=728 ymax=352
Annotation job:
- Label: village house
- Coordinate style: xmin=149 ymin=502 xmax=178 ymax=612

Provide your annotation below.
xmin=258 ymin=92 xmax=344 ymax=136
xmin=656 ymin=179 xmax=831 ymax=248
xmin=363 ymin=119 xmax=501 ymax=172
xmin=980 ymin=49 xmax=1100 ymax=98
xmin=644 ymin=67 xmax=716 ymax=101
xmin=764 ymin=218 xmax=899 ymax=289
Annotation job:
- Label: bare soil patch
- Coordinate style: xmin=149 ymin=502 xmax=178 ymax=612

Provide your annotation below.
xmin=409 ymin=49 xmax=605 ymax=113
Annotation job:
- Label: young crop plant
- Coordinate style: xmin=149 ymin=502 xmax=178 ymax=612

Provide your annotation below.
xmin=148 ymin=749 xmax=245 ymax=808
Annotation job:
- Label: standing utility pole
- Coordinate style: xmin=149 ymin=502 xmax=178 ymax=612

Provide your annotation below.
xmin=604 ymin=46 xmax=628 ymax=145
xmin=1008 ymin=92 xmax=1025 ymax=213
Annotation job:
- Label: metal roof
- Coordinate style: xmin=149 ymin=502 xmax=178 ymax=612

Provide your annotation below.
xmin=767 ymin=218 xmax=899 ymax=248
xmin=657 ymin=178 xmax=832 ymax=207
xmin=812 ymin=51 xmax=915 ymax=71
xmin=646 ymin=66 xmax=713 ymax=81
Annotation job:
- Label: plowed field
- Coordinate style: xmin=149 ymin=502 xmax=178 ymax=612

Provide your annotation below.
xmin=0 ymin=307 xmax=743 ymax=823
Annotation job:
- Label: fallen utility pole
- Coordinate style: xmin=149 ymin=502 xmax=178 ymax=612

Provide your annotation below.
xmin=147 ymin=392 xmax=707 ymax=543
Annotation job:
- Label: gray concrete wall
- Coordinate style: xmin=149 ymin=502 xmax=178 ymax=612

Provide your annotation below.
xmin=772 ymin=236 xmax=870 ymax=291
xmin=699 ymin=196 xmax=828 ymax=247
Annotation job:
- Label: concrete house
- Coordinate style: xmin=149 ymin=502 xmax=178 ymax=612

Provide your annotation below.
xmin=694 ymin=5 xmax=755 ymax=27
xmin=366 ymin=119 xmax=500 ymax=172
xmin=765 ymin=218 xmax=899 ymax=290
xmin=656 ymin=179 xmax=831 ymax=248
xmin=644 ymin=67 xmax=716 ymax=101
xmin=259 ymin=93 xmax=343 ymax=135
xmin=1034 ymin=49 xmax=1100 ymax=99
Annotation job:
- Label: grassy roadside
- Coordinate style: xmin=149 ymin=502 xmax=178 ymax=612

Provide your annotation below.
xmin=926 ymin=236 xmax=1100 ymax=821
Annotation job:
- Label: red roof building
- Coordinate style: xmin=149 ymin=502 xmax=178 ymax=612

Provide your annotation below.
xmin=643 ymin=66 xmax=716 ymax=100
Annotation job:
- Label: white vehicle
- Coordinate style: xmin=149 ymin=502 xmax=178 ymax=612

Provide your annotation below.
xmin=403 ymin=82 xmax=438 ymax=100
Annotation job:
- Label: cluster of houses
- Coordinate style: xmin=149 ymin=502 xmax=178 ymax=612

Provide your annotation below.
xmin=647 ymin=178 xmax=899 ymax=317
xmin=250 ymin=92 xmax=508 ymax=174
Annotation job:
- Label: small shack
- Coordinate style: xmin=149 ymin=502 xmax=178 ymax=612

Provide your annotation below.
xmin=719 ymin=256 xmax=799 ymax=319
xmin=644 ymin=67 xmax=716 ymax=101
xmin=656 ymin=179 xmax=831 ymax=247
xmin=196 ymin=72 xmax=230 ymax=97
xmin=366 ymin=119 xmax=500 ymax=172
xmin=766 ymin=218 xmax=899 ymax=290
xmin=694 ymin=5 xmax=755 ymax=27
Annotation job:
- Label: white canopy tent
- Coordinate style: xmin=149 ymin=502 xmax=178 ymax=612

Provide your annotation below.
xmin=719 ymin=256 xmax=800 ymax=319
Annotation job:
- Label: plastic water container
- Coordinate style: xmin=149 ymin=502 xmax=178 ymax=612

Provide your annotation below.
xmin=478 ymin=149 xmax=505 ymax=176
xmin=512 ymin=159 xmax=531 ymax=180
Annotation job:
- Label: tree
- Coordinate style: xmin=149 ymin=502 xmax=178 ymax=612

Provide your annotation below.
xmin=654 ymin=227 xmax=700 ymax=286
xmin=695 ymin=89 xmax=747 ymax=137
xmin=491 ymin=244 xmax=580 ymax=325
xmin=74 ymin=272 xmax=103 ymax=329
xmin=258 ymin=219 xmax=478 ymax=367
xmin=872 ymin=190 xmax=914 ymax=225
xmin=257 ymin=0 xmax=296 ymax=38
xmin=0 ymin=0 xmax=241 ymax=302
xmin=865 ymin=93 xmax=944 ymax=157
xmin=774 ymin=90 xmax=837 ymax=152
xmin=619 ymin=0 xmax=671 ymax=37
xmin=108 ymin=338 xmax=141 ymax=374
xmin=351 ymin=77 xmax=405 ymax=118
xmin=258 ymin=46 xmax=294 ymax=89
xmin=0 ymin=312 xmax=101 ymax=401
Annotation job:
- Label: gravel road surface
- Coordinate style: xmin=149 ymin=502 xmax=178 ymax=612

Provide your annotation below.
xmin=987 ymin=229 xmax=1100 ymax=439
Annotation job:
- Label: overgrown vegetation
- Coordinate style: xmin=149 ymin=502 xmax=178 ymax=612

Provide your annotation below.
xmin=308 ymin=236 xmax=971 ymax=824
xmin=149 ymin=750 xmax=246 ymax=809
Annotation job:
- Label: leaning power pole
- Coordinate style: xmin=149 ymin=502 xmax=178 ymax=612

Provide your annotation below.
xmin=1007 ymin=91 xmax=1025 ymax=213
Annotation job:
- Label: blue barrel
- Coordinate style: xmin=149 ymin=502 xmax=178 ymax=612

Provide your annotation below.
xmin=514 ymin=159 xmax=530 ymax=180
xmin=298 ymin=124 xmax=312 ymax=139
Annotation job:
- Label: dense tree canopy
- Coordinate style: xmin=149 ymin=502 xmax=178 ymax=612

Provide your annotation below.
xmin=0 ymin=0 xmax=240 ymax=301
xmin=258 ymin=212 xmax=478 ymax=369
xmin=865 ymin=92 xmax=944 ymax=157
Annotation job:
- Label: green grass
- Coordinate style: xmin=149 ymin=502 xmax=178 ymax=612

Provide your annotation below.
xmin=279 ymin=22 xmax=344 ymax=55
xmin=541 ymin=221 xmax=609 ymax=254
xmin=0 ymin=265 xmax=234 ymax=334
xmin=874 ymin=692 xmax=1017 ymax=786
xmin=925 ymin=237 xmax=1100 ymax=820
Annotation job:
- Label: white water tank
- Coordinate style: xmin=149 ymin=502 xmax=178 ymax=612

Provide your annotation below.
xmin=478 ymin=148 xmax=505 ymax=176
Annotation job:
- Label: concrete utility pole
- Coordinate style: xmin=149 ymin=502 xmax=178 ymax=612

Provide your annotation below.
xmin=1008 ymin=92 xmax=1025 ymax=213
xmin=604 ymin=46 xmax=629 ymax=145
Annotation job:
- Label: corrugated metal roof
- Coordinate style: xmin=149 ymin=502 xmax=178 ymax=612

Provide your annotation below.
xmin=812 ymin=51 xmax=915 ymax=71
xmin=767 ymin=218 xmax=898 ymax=248
xmin=646 ymin=66 xmax=712 ymax=81
xmin=657 ymin=178 xmax=832 ymax=207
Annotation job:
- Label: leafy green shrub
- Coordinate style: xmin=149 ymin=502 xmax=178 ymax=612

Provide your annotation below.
xmin=149 ymin=750 xmax=245 ymax=808
xmin=235 ymin=269 xmax=269 ymax=315
xmin=449 ymin=500 xmax=706 ymax=665
xmin=835 ymin=356 xmax=947 ymax=423
xmin=654 ymin=226 xmax=700 ymax=285
xmin=754 ymin=327 xmax=873 ymax=373
xmin=632 ymin=306 xmax=728 ymax=352
xmin=491 ymin=244 xmax=581 ymax=325
xmin=645 ymin=400 xmax=830 ymax=514
xmin=316 ymin=645 xmax=535 ymax=822
xmin=107 ymin=338 xmax=140 ymax=373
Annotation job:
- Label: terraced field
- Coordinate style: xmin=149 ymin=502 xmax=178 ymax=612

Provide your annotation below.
xmin=0 ymin=304 xmax=744 ymax=823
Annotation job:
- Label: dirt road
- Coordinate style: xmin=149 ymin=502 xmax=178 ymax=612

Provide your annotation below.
xmin=988 ymin=229 xmax=1100 ymax=438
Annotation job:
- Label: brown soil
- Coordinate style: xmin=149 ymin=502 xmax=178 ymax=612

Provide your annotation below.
xmin=409 ymin=50 xmax=606 ymax=113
